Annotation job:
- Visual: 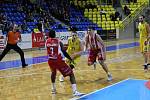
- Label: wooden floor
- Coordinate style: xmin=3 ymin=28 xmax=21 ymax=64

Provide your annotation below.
xmin=0 ymin=39 xmax=150 ymax=100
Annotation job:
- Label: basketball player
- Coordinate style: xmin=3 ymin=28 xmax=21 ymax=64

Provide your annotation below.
xmin=45 ymin=30 xmax=85 ymax=96
xmin=138 ymin=15 xmax=150 ymax=70
xmin=84 ymin=27 xmax=112 ymax=81
xmin=59 ymin=30 xmax=84 ymax=82
xmin=0 ymin=25 xmax=28 ymax=68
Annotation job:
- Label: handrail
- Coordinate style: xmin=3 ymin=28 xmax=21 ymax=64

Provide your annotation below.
xmin=119 ymin=1 xmax=148 ymax=30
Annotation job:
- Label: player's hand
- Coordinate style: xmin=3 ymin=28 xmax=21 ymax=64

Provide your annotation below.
xmin=70 ymin=60 xmax=76 ymax=65
xmin=69 ymin=60 xmax=75 ymax=69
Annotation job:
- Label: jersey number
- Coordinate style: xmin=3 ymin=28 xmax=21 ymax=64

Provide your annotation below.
xmin=50 ymin=47 xmax=54 ymax=55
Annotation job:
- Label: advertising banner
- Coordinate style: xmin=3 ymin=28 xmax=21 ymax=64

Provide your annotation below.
xmin=0 ymin=35 xmax=5 ymax=50
xmin=17 ymin=34 xmax=32 ymax=49
xmin=32 ymin=32 xmax=45 ymax=48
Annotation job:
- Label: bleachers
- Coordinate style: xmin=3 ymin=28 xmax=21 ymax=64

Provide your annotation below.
xmin=0 ymin=2 xmax=68 ymax=34
xmin=71 ymin=0 xmax=122 ymax=31
xmin=69 ymin=7 xmax=101 ymax=31
xmin=122 ymin=2 xmax=141 ymax=14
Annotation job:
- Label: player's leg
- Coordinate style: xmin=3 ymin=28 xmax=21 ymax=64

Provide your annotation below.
xmin=59 ymin=58 xmax=75 ymax=82
xmin=51 ymin=70 xmax=57 ymax=94
xmin=98 ymin=60 xmax=112 ymax=81
xmin=97 ymin=52 xmax=112 ymax=81
xmin=0 ymin=44 xmax=11 ymax=61
xmin=48 ymin=60 xmax=57 ymax=94
xmin=140 ymin=38 xmax=148 ymax=70
xmin=93 ymin=59 xmax=97 ymax=70
xmin=143 ymin=52 xmax=148 ymax=71
xmin=87 ymin=50 xmax=96 ymax=66
xmin=13 ymin=45 xmax=28 ymax=68
xmin=58 ymin=60 xmax=85 ymax=96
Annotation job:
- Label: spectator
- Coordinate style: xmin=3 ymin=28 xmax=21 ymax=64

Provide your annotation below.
xmin=110 ymin=13 xmax=116 ymax=21
xmin=100 ymin=9 xmax=107 ymax=18
xmin=21 ymin=20 xmax=27 ymax=33
xmin=124 ymin=5 xmax=131 ymax=16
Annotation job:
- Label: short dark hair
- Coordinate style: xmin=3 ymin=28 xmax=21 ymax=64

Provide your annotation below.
xmin=88 ymin=26 xmax=93 ymax=30
xmin=141 ymin=15 xmax=145 ymax=18
xmin=48 ymin=30 xmax=56 ymax=38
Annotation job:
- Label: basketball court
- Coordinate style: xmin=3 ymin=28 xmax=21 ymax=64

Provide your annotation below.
xmin=74 ymin=78 xmax=150 ymax=100
xmin=1 ymin=39 xmax=150 ymax=100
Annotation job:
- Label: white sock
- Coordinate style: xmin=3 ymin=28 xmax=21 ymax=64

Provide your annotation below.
xmin=72 ymin=84 xmax=77 ymax=93
xmin=52 ymin=83 xmax=56 ymax=90
xmin=107 ymin=72 xmax=111 ymax=75
xmin=144 ymin=63 xmax=148 ymax=65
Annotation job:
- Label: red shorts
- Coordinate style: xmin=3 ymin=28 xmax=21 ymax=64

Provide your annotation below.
xmin=48 ymin=59 xmax=73 ymax=77
xmin=88 ymin=49 xmax=104 ymax=65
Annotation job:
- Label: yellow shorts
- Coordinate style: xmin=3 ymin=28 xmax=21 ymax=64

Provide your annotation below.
xmin=139 ymin=37 xmax=147 ymax=53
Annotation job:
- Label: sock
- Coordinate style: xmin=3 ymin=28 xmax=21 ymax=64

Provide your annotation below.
xmin=52 ymin=83 xmax=56 ymax=90
xmin=107 ymin=72 xmax=111 ymax=76
xmin=72 ymin=84 xmax=77 ymax=93
xmin=144 ymin=63 xmax=148 ymax=65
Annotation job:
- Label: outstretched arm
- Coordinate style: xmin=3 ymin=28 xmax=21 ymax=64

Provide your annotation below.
xmin=60 ymin=41 xmax=73 ymax=61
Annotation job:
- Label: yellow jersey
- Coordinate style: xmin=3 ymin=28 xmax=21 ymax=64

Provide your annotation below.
xmin=138 ymin=22 xmax=148 ymax=38
xmin=67 ymin=37 xmax=81 ymax=55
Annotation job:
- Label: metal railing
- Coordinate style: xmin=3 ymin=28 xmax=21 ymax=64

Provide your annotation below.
xmin=119 ymin=1 xmax=149 ymax=30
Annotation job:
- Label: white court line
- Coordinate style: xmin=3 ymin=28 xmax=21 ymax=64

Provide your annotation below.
xmin=70 ymin=78 xmax=132 ymax=100
xmin=106 ymin=46 xmax=139 ymax=52
xmin=0 ymin=68 xmax=145 ymax=79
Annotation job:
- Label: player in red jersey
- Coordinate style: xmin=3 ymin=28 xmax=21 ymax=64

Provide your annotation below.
xmin=85 ymin=27 xmax=112 ymax=81
xmin=45 ymin=30 xmax=85 ymax=96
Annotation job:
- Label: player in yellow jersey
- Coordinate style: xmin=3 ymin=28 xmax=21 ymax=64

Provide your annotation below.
xmin=138 ymin=15 xmax=150 ymax=71
xmin=59 ymin=29 xmax=84 ymax=82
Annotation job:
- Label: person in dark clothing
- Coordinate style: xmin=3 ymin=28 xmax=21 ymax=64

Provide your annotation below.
xmin=0 ymin=25 xmax=28 ymax=68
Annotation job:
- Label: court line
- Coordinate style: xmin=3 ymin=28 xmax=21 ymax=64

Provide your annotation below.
xmin=0 ymin=42 xmax=139 ymax=70
xmin=0 ymin=68 xmax=145 ymax=79
xmin=70 ymin=78 xmax=132 ymax=100
xmin=0 ymin=62 xmax=47 ymax=71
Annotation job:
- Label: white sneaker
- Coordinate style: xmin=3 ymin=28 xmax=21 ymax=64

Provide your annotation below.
xmin=59 ymin=75 xmax=64 ymax=82
xmin=73 ymin=91 xmax=85 ymax=96
xmin=51 ymin=89 xmax=56 ymax=94
xmin=107 ymin=74 xmax=112 ymax=81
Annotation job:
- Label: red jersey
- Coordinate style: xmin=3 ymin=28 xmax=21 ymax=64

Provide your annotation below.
xmin=87 ymin=34 xmax=103 ymax=50
xmin=46 ymin=38 xmax=62 ymax=60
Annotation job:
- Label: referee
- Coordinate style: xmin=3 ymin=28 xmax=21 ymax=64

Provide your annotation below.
xmin=0 ymin=25 xmax=28 ymax=68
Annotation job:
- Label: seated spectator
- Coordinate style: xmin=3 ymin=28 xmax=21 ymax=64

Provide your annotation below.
xmin=33 ymin=26 xmax=40 ymax=33
xmin=21 ymin=20 xmax=27 ymax=33
xmin=115 ymin=11 xmax=120 ymax=19
xmin=110 ymin=13 xmax=116 ymax=21
xmin=100 ymin=9 xmax=107 ymax=18
xmin=124 ymin=5 xmax=131 ymax=16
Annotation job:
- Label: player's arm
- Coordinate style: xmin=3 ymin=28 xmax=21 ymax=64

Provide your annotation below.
xmin=96 ymin=34 xmax=106 ymax=60
xmin=19 ymin=32 xmax=22 ymax=42
xmin=146 ymin=24 xmax=150 ymax=40
xmin=60 ymin=41 xmax=73 ymax=61
xmin=84 ymin=36 xmax=88 ymax=51
xmin=96 ymin=34 xmax=105 ymax=49
xmin=71 ymin=39 xmax=84 ymax=59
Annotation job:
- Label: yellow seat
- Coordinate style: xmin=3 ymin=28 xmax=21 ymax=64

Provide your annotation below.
xmin=89 ymin=9 xmax=92 ymax=12
xmin=89 ymin=14 xmax=92 ymax=18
